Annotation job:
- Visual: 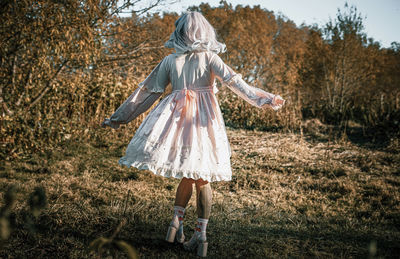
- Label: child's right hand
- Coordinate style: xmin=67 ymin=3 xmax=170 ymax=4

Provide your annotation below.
xmin=269 ymin=95 xmax=285 ymax=111
xmin=273 ymin=95 xmax=285 ymax=106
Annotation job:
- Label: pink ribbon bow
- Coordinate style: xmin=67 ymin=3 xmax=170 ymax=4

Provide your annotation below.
xmin=173 ymin=88 xmax=196 ymax=112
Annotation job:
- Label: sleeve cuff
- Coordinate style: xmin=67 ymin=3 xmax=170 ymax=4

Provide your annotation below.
xmin=268 ymin=95 xmax=285 ymax=111
xmin=138 ymin=82 xmax=165 ymax=93
xmin=103 ymin=118 xmax=120 ymax=129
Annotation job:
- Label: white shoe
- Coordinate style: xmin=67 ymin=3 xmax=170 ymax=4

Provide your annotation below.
xmin=183 ymin=231 xmax=208 ymax=257
xmin=165 ymin=219 xmax=185 ymax=243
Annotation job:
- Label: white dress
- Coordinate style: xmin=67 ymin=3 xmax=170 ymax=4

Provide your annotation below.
xmin=104 ymin=51 xmax=284 ymax=182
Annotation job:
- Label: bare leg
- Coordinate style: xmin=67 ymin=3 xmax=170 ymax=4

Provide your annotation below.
xmin=195 ymin=179 xmax=212 ymax=219
xmin=174 ymin=177 xmax=194 ymax=208
xmin=167 ymin=178 xmax=195 ymax=243
xmin=183 ymin=178 xmax=212 ymax=256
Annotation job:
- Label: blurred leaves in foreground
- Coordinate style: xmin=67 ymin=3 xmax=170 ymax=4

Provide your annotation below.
xmin=0 ymin=185 xmax=47 ymax=246
xmin=90 ymin=219 xmax=139 ymax=259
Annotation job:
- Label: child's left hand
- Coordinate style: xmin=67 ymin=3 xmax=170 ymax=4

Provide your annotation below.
xmin=100 ymin=120 xmax=107 ymax=128
xmin=100 ymin=118 xmax=120 ymax=129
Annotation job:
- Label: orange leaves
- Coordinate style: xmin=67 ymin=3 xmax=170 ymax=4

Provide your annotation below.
xmin=1 ymin=1 xmax=399 ymax=155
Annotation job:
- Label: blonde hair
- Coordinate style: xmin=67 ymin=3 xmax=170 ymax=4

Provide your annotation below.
xmin=165 ymin=11 xmax=226 ymax=54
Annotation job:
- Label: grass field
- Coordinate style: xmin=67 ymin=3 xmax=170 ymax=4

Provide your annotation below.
xmin=1 ymin=127 xmax=399 ymax=258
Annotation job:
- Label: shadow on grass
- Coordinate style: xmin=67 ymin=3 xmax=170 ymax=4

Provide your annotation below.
xmin=303 ymin=124 xmax=397 ymax=152
xmin=121 ymin=215 xmax=400 ymax=258
xmin=210 ymin=219 xmax=399 ymax=258
xmin=1 ymin=205 xmax=399 ymax=258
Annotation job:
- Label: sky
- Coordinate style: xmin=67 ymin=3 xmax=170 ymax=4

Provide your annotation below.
xmin=131 ymin=0 xmax=400 ymax=48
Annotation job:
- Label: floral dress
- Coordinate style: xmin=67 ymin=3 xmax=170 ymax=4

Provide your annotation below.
xmin=103 ymin=51 xmax=284 ymax=182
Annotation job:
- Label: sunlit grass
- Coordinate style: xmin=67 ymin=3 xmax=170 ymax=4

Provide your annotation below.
xmin=1 ymin=128 xmax=399 ymax=258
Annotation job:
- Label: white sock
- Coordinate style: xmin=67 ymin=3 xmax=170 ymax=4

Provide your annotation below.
xmin=195 ymin=218 xmax=208 ymax=239
xmin=172 ymin=206 xmax=185 ymax=228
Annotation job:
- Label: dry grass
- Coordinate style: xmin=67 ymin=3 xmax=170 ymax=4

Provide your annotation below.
xmin=0 ymin=127 xmax=399 ymax=258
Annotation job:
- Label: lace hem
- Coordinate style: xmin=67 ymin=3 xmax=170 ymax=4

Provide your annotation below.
xmin=118 ymin=158 xmax=232 ymax=182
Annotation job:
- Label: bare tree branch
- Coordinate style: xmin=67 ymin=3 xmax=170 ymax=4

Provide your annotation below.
xmin=28 ymin=60 xmax=68 ymax=110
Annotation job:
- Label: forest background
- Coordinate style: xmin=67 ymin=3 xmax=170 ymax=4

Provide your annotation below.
xmin=1 ymin=0 xmax=399 ymax=156
xmin=1 ymin=0 xmax=399 ymax=258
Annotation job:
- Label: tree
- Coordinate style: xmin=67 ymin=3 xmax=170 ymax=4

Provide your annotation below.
xmin=191 ymin=2 xmax=306 ymax=130
xmin=320 ymin=3 xmax=371 ymax=125
xmin=0 ymin=0 xmax=168 ymax=153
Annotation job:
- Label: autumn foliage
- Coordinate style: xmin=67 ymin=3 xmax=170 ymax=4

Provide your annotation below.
xmin=1 ymin=1 xmax=399 ymax=157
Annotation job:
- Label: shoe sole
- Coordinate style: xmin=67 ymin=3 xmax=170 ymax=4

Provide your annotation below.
xmin=166 ymin=226 xmax=185 ymax=244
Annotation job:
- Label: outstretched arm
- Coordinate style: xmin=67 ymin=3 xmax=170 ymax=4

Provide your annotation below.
xmin=210 ymin=54 xmax=285 ymax=110
xmin=101 ymin=56 xmax=170 ymax=129
xmin=101 ymin=88 xmax=162 ymax=129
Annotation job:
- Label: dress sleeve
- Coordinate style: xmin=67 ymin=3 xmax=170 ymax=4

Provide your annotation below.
xmin=102 ymin=56 xmax=170 ymax=129
xmin=210 ymin=54 xmax=285 ymax=110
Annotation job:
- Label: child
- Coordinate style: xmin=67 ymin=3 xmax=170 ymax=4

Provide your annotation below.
xmin=101 ymin=11 xmax=285 ymax=257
